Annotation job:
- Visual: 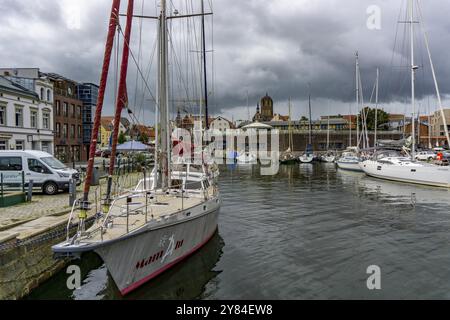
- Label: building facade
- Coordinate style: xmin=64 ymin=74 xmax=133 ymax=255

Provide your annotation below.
xmin=46 ymin=73 xmax=85 ymax=162
xmin=0 ymin=76 xmax=54 ymax=152
xmin=430 ymin=109 xmax=450 ymax=147
xmin=77 ymin=83 xmax=99 ymax=158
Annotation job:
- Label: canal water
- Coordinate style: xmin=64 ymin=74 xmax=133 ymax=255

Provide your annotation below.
xmin=27 ymin=163 xmax=450 ymax=299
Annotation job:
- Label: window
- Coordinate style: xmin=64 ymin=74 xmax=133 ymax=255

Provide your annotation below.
xmin=55 ymin=100 xmax=61 ymax=116
xmin=30 ymin=109 xmax=38 ymax=128
xmin=47 ymin=89 xmax=51 ymax=102
xmin=77 ymin=106 xmax=82 ymax=119
xmin=28 ymin=158 xmax=51 ymax=174
xmin=40 ymin=88 xmax=44 ymax=100
xmin=15 ymin=140 xmax=24 ymax=150
xmin=15 ymin=107 xmax=23 ymax=127
xmin=41 ymin=142 xmax=50 ymax=153
xmin=71 ymin=104 xmax=76 ymax=118
xmin=0 ymin=157 xmax=22 ymax=171
xmin=0 ymin=106 xmax=5 ymax=125
xmin=63 ymin=124 xmax=68 ymax=138
xmin=56 ymin=123 xmax=61 ymax=137
xmin=70 ymin=124 xmax=75 ymax=138
xmin=78 ymin=125 xmax=82 ymax=139
xmin=0 ymin=140 xmax=7 ymax=150
xmin=63 ymin=102 xmax=68 ymax=117
xmin=43 ymin=110 xmax=50 ymax=129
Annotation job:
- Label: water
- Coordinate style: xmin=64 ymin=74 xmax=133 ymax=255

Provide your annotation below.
xmin=27 ymin=163 xmax=450 ymax=299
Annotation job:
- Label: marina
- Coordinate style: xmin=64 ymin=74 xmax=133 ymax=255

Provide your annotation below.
xmin=26 ymin=163 xmax=450 ymax=299
xmin=1 ymin=0 xmax=450 ymax=304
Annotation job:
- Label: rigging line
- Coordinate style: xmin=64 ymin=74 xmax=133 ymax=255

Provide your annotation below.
xmin=387 ymin=0 xmax=405 ymax=101
xmin=133 ymin=0 xmax=145 ymax=122
xmin=138 ymin=34 xmax=158 ymax=120
xmin=167 ymin=28 xmax=193 ymax=110
xmin=117 ymin=25 xmax=158 ymax=111
xmin=417 ymin=0 xmax=450 ymax=147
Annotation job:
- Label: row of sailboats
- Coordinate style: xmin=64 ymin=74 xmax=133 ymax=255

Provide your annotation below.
xmin=339 ymin=0 xmax=450 ymax=188
xmin=52 ymin=0 xmax=221 ymax=295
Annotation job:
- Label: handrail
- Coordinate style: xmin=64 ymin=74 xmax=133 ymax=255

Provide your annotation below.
xmin=66 ymin=198 xmax=81 ymax=241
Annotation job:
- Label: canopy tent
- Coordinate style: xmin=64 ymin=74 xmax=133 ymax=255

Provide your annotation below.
xmin=116 ymin=140 xmax=150 ymax=152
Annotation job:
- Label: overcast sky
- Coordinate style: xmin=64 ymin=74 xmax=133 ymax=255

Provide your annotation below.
xmin=1 ymin=0 xmax=450 ymax=123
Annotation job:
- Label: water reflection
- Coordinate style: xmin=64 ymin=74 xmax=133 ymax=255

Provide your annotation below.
xmin=27 ymin=231 xmax=224 ymax=300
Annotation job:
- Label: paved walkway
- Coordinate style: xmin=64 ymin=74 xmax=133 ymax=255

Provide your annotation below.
xmin=0 ymin=172 xmax=144 ymax=231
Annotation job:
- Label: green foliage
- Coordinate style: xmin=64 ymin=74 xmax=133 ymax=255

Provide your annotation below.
xmin=139 ymin=132 xmax=149 ymax=143
xmin=118 ymin=131 xmax=126 ymax=144
xmin=358 ymin=107 xmax=389 ymax=131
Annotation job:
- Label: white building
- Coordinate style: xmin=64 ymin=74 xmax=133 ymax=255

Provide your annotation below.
xmin=210 ymin=116 xmax=234 ymax=132
xmin=0 ymin=76 xmax=54 ymax=153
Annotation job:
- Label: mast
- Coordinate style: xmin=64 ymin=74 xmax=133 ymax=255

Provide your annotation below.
xmin=201 ymin=0 xmax=209 ymax=130
xmin=374 ymin=67 xmax=379 ymax=148
xmin=410 ymin=0 xmax=417 ymax=159
xmin=82 ymin=0 xmax=121 ymax=207
xmin=355 ymin=52 xmax=360 ymax=149
xmin=159 ymin=0 xmax=170 ymax=190
xmin=327 ymin=114 xmax=330 ymax=151
xmin=107 ymin=0 xmax=134 ymax=197
xmin=288 ymin=97 xmax=292 ymax=150
xmin=349 ymin=104 xmax=352 ymax=147
xmin=308 ymin=84 xmax=312 ymax=145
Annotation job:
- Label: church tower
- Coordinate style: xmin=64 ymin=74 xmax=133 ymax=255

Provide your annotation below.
xmin=260 ymin=93 xmax=273 ymax=121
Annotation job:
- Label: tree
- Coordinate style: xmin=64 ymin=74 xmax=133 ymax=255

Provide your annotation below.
xmin=139 ymin=132 xmax=149 ymax=143
xmin=118 ymin=131 xmax=126 ymax=144
xmin=300 ymin=116 xmax=309 ymax=122
xmin=358 ymin=107 xmax=389 ymax=131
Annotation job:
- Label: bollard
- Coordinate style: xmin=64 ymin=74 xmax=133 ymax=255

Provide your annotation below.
xmin=27 ymin=180 xmax=33 ymax=202
xmin=69 ymin=179 xmax=76 ymax=206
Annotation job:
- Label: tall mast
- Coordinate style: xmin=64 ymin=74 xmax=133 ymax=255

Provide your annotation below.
xmin=107 ymin=0 xmax=134 ymax=196
xmin=82 ymin=0 xmax=121 ymax=206
xmin=159 ymin=0 xmax=170 ymax=190
xmin=374 ymin=67 xmax=379 ymax=148
xmin=349 ymin=104 xmax=352 ymax=147
xmin=410 ymin=0 xmax=416 ymax=159
xmin=288 ymin=97 xmax=292 ymax=150
xmin=201 ymin=0 xmax=209 ymax=130
xmin=327 ymin=114 xmax=330 ymax=151
xmin=308 ymin=84 xmax=312 ymax=145
xmin=355 ymin=52 xmax=360 ymax=149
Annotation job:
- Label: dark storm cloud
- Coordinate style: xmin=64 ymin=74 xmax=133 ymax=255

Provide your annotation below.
xmin=1 ymin=0 xmax=450 ymax=119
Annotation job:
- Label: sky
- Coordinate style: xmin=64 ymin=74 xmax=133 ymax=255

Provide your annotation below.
xmin=1 ymin=0 xmax=450 ymax=124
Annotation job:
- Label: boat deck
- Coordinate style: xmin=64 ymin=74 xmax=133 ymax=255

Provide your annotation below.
xmin=79 ymin=188 xmax=215 ymax=244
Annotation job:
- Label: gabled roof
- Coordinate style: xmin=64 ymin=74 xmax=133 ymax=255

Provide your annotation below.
xmin=0 ymin=76 xmax=38 ymax=99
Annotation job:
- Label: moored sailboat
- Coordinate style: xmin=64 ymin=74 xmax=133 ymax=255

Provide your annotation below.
xmin=360 ymin=0 xmax=450 ymax=187
xmin=52 ymin=0 xmax=221 ymax=295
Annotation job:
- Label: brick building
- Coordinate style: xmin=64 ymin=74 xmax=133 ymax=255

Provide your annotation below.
xmin=46 ymin=73 xmax=84 ymax=162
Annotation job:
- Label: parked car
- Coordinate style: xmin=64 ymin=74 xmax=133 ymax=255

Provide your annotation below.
xmin=101 ymin=149 xmax=112 ymax=158
xmin=0 ymin=150 xmax=80 ymax=195
xmin=415 ymin=150 xmax=437 ymax=161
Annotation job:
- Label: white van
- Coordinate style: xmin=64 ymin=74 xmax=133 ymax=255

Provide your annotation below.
xmin=0 ymin=150 xmax=80 ymax=195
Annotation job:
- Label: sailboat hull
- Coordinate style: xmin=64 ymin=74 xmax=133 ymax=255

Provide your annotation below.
xmin=93 ymin=201 xmax=219 ymax=295
xmin=336 ymin=161 xmax=363 ymax=172
xmin=360 ymin=160 xmax=450 ymax=188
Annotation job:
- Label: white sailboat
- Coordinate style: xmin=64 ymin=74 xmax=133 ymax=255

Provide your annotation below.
xmin=360 ymin=0 xmax=450 ymax=187
xmin=53 ymin=0 xmax=221 ymax=295
xmin=280 ymin=98 xmax=297 ymax=164
xmin=299 ymin=85 xmax=315 ymax=163
xmin=337 ymin=53 xmax=363 ymax=171
xmin=321 ymin=114 xmax=336 ymax=162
